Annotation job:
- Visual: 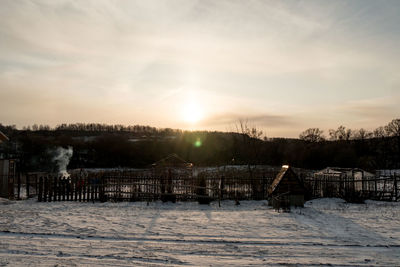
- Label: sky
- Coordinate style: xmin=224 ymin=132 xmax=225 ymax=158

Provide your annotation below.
xmin=0 ymin=0 xmax=399 ymax=137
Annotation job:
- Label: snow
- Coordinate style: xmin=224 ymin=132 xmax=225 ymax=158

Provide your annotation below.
xmin=0 ymin=198 xmax=399 ymax=266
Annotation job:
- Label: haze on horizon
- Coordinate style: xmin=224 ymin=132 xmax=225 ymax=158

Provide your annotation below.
xmin=0 ymin=0 xmax=399 ymax=138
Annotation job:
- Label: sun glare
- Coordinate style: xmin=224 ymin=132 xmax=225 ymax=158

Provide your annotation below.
xmin=182 ymin=100 xmax=204 ymax=124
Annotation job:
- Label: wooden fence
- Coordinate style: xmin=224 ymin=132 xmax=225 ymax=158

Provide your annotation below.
xmin=36 ymin=172 xmax=104 ymax=202
xmin=34 ymin=167 xmax=283 ymax=203
xmin=303 ymin=173 xmax=399 ymax=202
xmin=7 ymin=167 xmax=400 ymax=203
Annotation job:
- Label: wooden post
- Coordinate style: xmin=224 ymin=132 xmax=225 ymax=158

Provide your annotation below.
xmin=66 ymin=177 xmax=70 ymax=201
xmin=53 ymin=176 xmax=57 ymax=201
xmin=16 ymin=173 xmax=21 ymax=200
xmin=74 ymin=176 xmax=78 ymax=201
xmin=60 ymin=177 xmax=64 ymax=201
xmin=79 ymin=178 xmax=82 ymax=202
xmin=91 ymin=179 xmax=95 ymax=203
xmin=99 ymin=176 xmax=103 ymax=202
xmin=48 ymin=175 xmax=52 ymax=202
xmin=35 ymin=174 xmax=38 ymax=195
xmin=94 ymin=181 xmax=98 ymax=202
xmin=38 ymin=176 xmax=43 ymax=202
xmin=220 ymin=175 xmax=224 ymax=200
xmin=70 ymin=177 xmax=74 ymax=201
xmin=83 ymin=177 xmax=86 ymax=202
xmin=57 ymin=176 xmax=61 ymax=201
xmin=394 ymin=175 xmax=398 ymax=201
xmin=218 ymin=177 xmax=221 ymax=208
xmin=87 ymin=179 xmax=90 ymax=202
xmin=44 ymin=176 xmax=48 ymax=202
xmin=26 ymin=174 xmax=30 ymax=199
xmin=88 ymin=179 xmax=92 ymax=202
xmin=117 ymin=174 xmax=121 ymax=202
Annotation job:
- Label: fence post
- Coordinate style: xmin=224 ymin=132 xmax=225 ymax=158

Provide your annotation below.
xmin=53 ymin=176 xmax=58 ymax=201
xmin=91 ymin=179 xmax=95 ymax=202
xmin=94 ymin=177 xmax=98 ymax=202
xmin=26 ymin=174 xmax=30 ymax=199
xmin=218 ymin=176 xmax=221 ymax=207
xmin=79 ymin=178 xmax=82 ymax=202
xmin=38 ymin=176 xmax=43 ymax=202
xmin=69 ymin=175 xmax=73 ymax=201
xmin=35 ymin=174 xmax=38 ymax=195
xmin=48 ymin=175 xmax=53 ymax=202
xmin=394 ymin=175 xmax=398 ymax=201
xmin=74 ymin=176 xmax=78 ymax=201
xmin=66 ymin=177 xmax=70 ymax=201
xmin=16 ymin=173 xmax=20 ymax=200
xmin=44 ymin=176 xmax=49 ymax=202
xmin=84 ymin=177 xmax=88 ymax=201
xmin=99 ymin=176 xmax=105 ymax=202
xmin=57 ymin=176 xmax=61 ymax=201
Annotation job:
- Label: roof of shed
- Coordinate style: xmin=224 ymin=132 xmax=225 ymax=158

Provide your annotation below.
xmin=0 ymin=131 xmax=9 ymax=143
xmin=268 ymin=165 xmax=289 ymax=194
xmin=268 ymin=165 xmax=303 ymax=195
xmin=152 ymin=154 xmax=193 ymax=168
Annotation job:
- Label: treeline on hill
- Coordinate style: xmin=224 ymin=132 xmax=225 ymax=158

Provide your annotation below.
xmin=0 ymin=119 xmax=399 ymax=172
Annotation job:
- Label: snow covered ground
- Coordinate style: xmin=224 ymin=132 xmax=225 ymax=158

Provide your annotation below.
xmin=0 ymin=198 xmax=399 ymax=266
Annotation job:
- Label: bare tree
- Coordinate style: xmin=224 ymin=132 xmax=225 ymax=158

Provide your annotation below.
xmin=353 ymin=128 xmax=372 ymax=140
xmin=235 ymin=119 xmax=265 ymax=200
xmin=329 ymin=125 xmax=352 ymax=141
xmin=299 ymin=128 xmax=325 ymax=142
xmin=235 ymin=119 xmax=265 ymax=165
xmin=373 ymin=126 xmax=386 ymax=138
xmin=385 ymin=119 xmax=400 ymax=137
xmin=385 ymin=119 xmax=400 ymax=165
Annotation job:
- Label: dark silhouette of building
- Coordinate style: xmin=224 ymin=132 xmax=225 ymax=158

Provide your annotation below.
xmin=268 ymin=165 xmax=305 ymax=208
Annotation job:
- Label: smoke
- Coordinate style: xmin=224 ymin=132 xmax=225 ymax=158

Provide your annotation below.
xmin=52 ymin=146 xmax=73 ymax=178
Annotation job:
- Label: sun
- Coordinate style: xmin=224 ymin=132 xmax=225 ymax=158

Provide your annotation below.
xmin=182 ymin=100 xmax=204 ymax=124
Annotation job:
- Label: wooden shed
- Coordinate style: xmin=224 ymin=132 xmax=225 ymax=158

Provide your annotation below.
xmin=268 ymin=165 xmax=305 ymax=208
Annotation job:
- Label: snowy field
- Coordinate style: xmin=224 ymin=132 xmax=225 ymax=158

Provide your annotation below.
xmin=0 ymin=198 xmax=399 ymax=266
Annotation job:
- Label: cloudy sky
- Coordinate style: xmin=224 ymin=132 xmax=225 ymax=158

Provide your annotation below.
xmin=0 ymin=0 xmax=399 ymax=137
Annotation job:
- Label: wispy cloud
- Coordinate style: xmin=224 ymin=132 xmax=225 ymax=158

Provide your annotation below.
xmin=0 ymin=0 xmax=399 ymax=136
xmin=204 ymin=112 xmax=294 ymax=127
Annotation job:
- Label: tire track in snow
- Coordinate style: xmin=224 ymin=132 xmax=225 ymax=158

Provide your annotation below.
xmin=1 ymin=230 xmax=399 ymax=249
xmin=2 ymin=230 xmax=399 ymax=266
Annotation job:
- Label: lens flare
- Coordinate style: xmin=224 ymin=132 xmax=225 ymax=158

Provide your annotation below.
xmin=194 ymin=138 xmax=202 ymax=147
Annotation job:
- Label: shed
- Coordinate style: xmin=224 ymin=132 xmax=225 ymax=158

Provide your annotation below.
xmin=268 ymin=165 xmax=305 ymax=208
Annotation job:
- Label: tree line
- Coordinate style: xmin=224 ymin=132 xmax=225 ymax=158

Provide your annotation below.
xmin=299 ymin=119 xmax=400 ymax=142
xmin=15 ymin=123 xmax=182 ymax=136
xmin=1 ymin=119 xmax=399 ymax=172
